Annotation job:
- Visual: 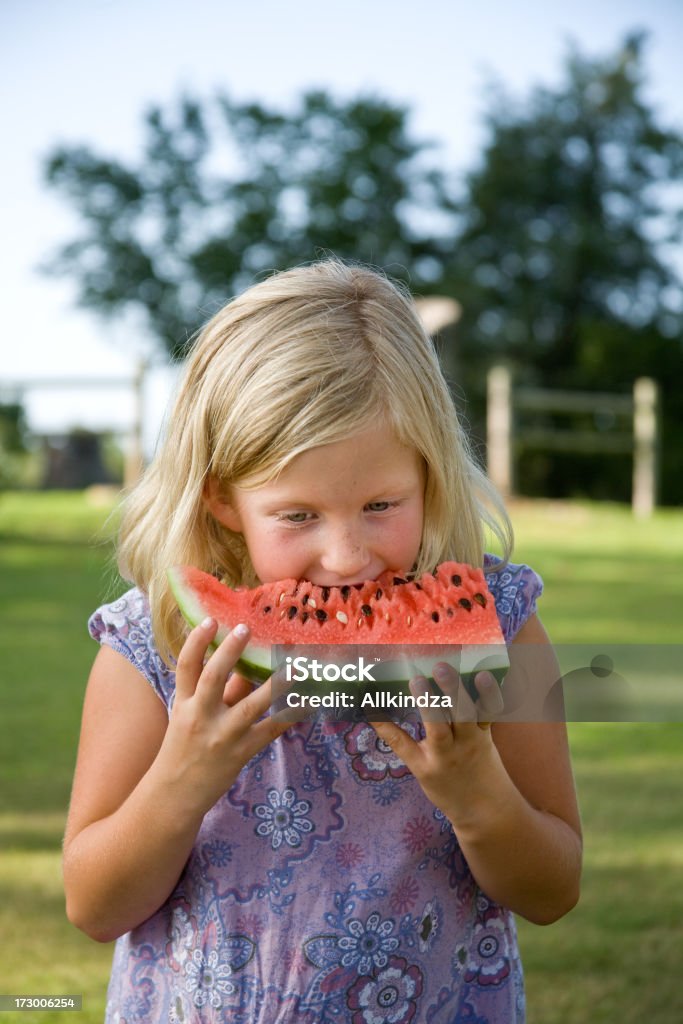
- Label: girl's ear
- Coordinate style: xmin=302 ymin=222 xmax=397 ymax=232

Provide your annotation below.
xmin=203 ymin=476 xmax=243 ymax=533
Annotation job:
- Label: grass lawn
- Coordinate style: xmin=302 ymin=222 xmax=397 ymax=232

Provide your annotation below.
xmin=0 ymin=492 xmax=122 ymax=1023
xmin=506 ymin=500 xmax=683 ymax=1023
xmin=0 ymin=491 xmax=681 ymax=1022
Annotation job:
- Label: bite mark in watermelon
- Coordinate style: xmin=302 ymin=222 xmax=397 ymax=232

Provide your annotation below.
xmin=167 ymin=562 xmax=509 ymax=703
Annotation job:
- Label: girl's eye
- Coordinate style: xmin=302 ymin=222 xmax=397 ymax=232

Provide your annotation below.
xmin=278 ymin=511 xmax=314 ymax=524
xmin=366 ymin=501 xmax=393 ymax=513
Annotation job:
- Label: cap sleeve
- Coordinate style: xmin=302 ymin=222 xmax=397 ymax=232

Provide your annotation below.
xmin=483 ymin=555 xmax=544 ymax=643
xmin=88 ymin=587 xmax=175 ymax=711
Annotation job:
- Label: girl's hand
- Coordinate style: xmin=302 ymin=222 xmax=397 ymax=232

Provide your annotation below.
xmin=369 ymin=663 xmax=506 ymax=828
xmin=371 ymin=618 xmax=582 ymax=924
xmin=63 ymin=623 xmax=288 ymax=942
xmin=159 ymin=618 xmax=287 ymax=816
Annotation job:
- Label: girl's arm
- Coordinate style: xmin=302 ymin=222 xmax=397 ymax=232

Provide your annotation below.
xmin=63 ymin=621 xmax=285 ymax=943
xmin=370 ymin=614 xmax=582 ymax=926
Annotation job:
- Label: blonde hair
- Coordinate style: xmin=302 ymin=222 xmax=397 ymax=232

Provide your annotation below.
xmin=118 ymin=257 xmax=512 ymax=662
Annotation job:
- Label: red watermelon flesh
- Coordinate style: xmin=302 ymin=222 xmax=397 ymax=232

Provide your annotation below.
xmin=167 ymin=562 xmax=509 ymax=697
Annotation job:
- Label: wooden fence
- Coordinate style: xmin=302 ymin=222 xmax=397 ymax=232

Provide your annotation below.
xmin=1 ymin=361 xmax=147 ymax=489
xmin=486 ymin=365 xmax=659 ymax=517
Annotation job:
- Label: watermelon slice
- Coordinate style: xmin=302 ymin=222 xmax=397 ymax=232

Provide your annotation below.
xmin=167 ymin=562 xmax=509 ymax=704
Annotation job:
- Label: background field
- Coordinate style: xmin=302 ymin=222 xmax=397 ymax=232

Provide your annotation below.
xmin=0 ymin=491 xmax=681 ymax=1023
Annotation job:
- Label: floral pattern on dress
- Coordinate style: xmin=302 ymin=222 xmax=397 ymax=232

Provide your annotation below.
xmin=484 ymin=555 xmax=543 ymax=638
xmin=344 ymin=726 xmax=411 ymax=783
xmin=88 ymin=588 xmax=173 ymax=707
xmin=347 ymin=956 xmax=423 ymax=1024
xmin=338 ymin=911 xmax=399 ymax=975
xmin=253 ymin=787 xmax=314 ymax=850
xmin=90 ymin=558 xmax=541 ymax=1023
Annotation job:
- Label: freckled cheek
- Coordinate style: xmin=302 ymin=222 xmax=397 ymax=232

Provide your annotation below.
xmin=249 ymin=526 xmax=311 ymax=580
xmin=378 ymin=512 xmax=423 ymax=564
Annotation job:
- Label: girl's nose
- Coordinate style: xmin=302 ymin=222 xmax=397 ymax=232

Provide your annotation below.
xmin=319 ymin=527 xmax=370 ymax=581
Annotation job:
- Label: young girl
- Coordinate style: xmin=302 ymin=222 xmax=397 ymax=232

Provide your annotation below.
xmin=65 ymin=259 xmax=582 ymax=1023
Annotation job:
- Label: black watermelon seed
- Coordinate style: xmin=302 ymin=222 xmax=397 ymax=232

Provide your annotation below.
xmin=459 ymin=598 xmax=472 ymax=611
xmin=263 ymin=606 xmax=272 ymax=614
xmin=315 ymin=609 xmax=327 ymax=621
xmin=375 ymin=588 xmax=383 ymax=600
xmin=431 ymin=612 xmax=440 ymax=623
xmin=301 ymin=594 xmax=309 ymax=606
xmin=341 ymin=586 xmax=351 ymax=601
xmin=322 ymin=586 xmax=331 ymax=602
xmin=287 ymin=606 xmax=298 ymax=620
xmin=302 ymin=612 xmax=309 ymax=624
xmin=361 ymin=604 xmax=372 ymax=617
xmin=473 ymin=593 xmax=487 ymax=607
xmin=451 ymin=574 xmax=462 ymax=586
xmin=446 ymin=607 xmax=454 ymax=617
xmin=414 ymin=582 xmax=422 ymax=591
xmin=393 ymin=576 xmax=407 ymax=585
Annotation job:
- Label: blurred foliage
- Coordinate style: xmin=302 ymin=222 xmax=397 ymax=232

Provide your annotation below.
xmin=0 ymin=402 xmax=28 ymax=454
xmin=445 ymin=32 xmax=683 ymax=502
xmin=0 ymin=401 xmax=34 ymax=489
xmin=42 ymin=90 xmax=456 ymax=358
xmin=42 ymin=33 xmax=683 ymax=502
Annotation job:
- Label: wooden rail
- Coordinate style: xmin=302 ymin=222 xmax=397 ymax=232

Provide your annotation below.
xmin=1 ymin=361 xmax=148 ymax=489
xmin=486 ymin=366 xmax=659 ymax=517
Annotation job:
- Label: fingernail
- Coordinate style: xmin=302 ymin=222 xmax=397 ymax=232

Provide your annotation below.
xmin=477 ymin=672 xmax=494 ymax=689
xmin=433 ymin=662 xmax=450 ymax=681
xmin=201 ymin=616 xmax=216 ymax=630
xmin=233 ymin=623 xmax=250 ymax=639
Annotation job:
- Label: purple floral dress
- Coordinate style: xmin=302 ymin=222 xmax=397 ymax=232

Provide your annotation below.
xmin=88 ymin=557 xmax=542 ymax=1024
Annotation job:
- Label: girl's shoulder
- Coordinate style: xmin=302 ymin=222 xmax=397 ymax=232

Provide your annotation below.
xmin=88 ymin=588 xmax=175 ymax=710
xmin=483 ymin=554 xmax=544 ymax=643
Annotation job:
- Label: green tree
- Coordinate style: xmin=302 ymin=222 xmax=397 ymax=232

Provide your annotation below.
xmin=0 ymin=400 xmax=31 ymax=489
xmin=43 ymin=91 xmax=456 ymax=359
xmin=445 ymin=32 xmax=683 ymax=502
xmin=43 ymin=35 xmax=683 ymax=504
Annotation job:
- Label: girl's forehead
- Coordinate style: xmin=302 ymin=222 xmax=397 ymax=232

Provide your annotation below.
xmin=235 ymin=422 xmax=424 ymax=498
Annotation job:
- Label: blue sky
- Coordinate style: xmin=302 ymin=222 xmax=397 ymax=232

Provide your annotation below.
xmin=2 ymin=0 xmax=682 ymax=453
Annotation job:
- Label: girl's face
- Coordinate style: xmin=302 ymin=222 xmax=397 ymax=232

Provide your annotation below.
xmin=206 ymin=421 xmax=425 ymax=586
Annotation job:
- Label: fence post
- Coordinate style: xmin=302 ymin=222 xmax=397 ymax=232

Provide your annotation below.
xmin=632 ymin=377 xmax=659 ymax=519
xmin=487 ymin=365 xmax=513 ymax=498
xmin=124 ymin=360 xmax=147 ymax=490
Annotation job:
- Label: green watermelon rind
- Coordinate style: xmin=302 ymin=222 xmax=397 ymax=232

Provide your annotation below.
xmin=168 ymin=566 xmax=509 ymax=698
xmin=168 ymin=566 xmax=271 ymax=683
